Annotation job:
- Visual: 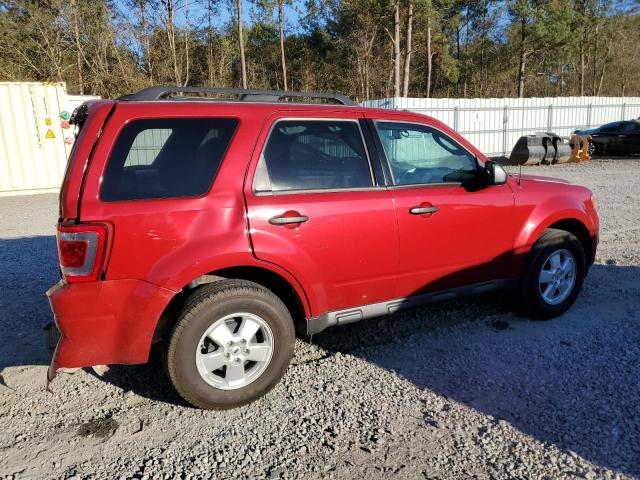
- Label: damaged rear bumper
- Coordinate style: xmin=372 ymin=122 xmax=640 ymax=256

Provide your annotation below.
xmin=46 ymin=279 xmax=175 ymax=383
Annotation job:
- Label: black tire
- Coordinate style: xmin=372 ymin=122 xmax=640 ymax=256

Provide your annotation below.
xmin=519 ymin=228 xmax=586 ymax=320
xmin=166 ymin=279 xmax=295 ymax=409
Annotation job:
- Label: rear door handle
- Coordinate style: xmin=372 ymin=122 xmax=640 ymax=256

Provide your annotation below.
xmin=269 ymin=215 xmax=309 ymax=225
xmin=409 ymin=206 xmax=439 ymax=215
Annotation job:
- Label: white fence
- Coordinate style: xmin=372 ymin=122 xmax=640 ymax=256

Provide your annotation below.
xmin=362 ymin=96 xmax=640 ymax=156
xmin=0 ymin=82 xmax=98 ymax=196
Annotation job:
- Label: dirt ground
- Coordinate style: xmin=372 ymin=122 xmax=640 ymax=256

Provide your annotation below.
xmin=0 ymin=158 xmax=638 ymax=480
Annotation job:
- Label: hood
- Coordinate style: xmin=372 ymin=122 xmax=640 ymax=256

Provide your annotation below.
xmin=512 ymin=174 xmax=571 ymax=185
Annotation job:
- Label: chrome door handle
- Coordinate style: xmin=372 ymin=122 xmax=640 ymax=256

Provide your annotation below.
xmin=409 ymin=206 xmax=439 ymax=215
xmin=269 ymin=215 xmax=309 ymax=225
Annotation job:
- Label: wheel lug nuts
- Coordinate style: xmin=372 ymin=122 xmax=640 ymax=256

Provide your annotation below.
xmin=244 ymin=349 xmax=249 ymax=354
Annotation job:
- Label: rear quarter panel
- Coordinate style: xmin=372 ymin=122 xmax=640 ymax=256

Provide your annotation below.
xmin=78 ymin=103 xmax=266 ymax=292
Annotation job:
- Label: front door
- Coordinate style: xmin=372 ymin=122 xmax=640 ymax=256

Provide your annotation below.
xmin=369 ymin=118 xmax=515 ymax=299
xmin=245 ymin=113 xmax=398 ymax=315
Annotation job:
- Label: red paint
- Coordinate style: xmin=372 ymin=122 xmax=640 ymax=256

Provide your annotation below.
xmin=48 ymin=100 xmax=599 ymax=380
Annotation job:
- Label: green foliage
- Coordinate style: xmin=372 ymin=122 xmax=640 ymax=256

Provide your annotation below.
xmin=0 ymin=0 xmax=638 ymax=98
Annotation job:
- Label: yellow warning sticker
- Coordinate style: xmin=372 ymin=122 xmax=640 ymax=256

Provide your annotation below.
xmin=45 ymin=117 xmax=52 ymax=126
xmin=45 ymin=129 xmax=56 ymax=139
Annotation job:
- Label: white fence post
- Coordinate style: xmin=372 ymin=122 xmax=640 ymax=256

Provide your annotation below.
xmin=547 ymin=105 xmax=553 ymax=132
xmin=502 ymin=105 xmax=509 ymax=156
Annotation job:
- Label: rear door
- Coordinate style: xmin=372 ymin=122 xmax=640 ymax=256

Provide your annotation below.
xmin=244 ymin=111 xmax=398 ymax=316
xmin=367 ymin=115 xmax=515 ymax=298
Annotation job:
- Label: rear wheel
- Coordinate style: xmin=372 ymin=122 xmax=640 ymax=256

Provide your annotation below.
xmin=587 ymin=141 xmax=596 ymax=156
xmin=166 ymin=280 xmax=295 ymax=409
xmin=519 ymin=229 xmax=586 ymax=319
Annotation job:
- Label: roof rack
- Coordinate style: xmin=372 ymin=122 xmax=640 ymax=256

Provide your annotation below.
xmin=117 ymin=86 xmax=357 ymax=106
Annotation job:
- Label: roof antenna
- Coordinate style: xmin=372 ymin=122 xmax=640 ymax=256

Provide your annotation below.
xmin=518 ymin=158 xmax=522 ymax=187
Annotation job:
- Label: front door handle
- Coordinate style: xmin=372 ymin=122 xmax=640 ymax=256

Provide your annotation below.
xmin=269 ymin=214 xmax=309 ymax=225
xmin=409 ymin=206 xmax=439 ymax=215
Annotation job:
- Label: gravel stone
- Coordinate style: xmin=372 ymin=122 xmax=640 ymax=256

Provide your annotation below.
xmin=0 ymin=158 xmax=639 ymax=479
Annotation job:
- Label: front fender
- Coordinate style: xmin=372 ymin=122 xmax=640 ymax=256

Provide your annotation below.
xmin=509 ymin=184 xmax=598 ymax=276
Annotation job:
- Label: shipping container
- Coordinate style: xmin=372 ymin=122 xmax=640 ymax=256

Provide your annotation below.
xmin=0 ymin=82 xmax=98 ymax=196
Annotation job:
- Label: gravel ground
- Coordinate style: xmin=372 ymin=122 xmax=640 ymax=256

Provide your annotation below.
xmin=0 ymin=158 xmax=639 ymax=480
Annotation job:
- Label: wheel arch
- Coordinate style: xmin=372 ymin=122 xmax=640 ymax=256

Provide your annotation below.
xmin=511 ymin=198 xmax=597 ymax=279
xmin=153 ymin=264 xmax=311 ymax=347
xmin=546 ymin=218 xmax=594 ymax=267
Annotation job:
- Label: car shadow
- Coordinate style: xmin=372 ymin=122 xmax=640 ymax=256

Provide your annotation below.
xmin=305 ymin=262 xmax=640 ymax=478
xmin=1 ymin=235 xmax=638 ymax=476
xmin=0 ymin=236 xmax=59 ymax=375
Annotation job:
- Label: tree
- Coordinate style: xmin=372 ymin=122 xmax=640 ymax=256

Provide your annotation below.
xmin=508 ymin=0 xmax=573 ymax=97
xmin=402 ymin=0 xmax=414 ymax=96
xmin=236 ymin=0 xmax=248 ymax=88
xmin=392 ymin=0 xmax=401 ymax=97
xmin=277 ymin=0 xmax=289 ymax=90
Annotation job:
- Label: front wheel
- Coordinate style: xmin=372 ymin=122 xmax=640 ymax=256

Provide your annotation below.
xmin=166 ymin=280 xmax=295 ymax=409
xmin=519 ymin=229 xmax=586 ymax=319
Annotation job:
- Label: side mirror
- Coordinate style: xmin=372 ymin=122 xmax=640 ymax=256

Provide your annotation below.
xmin=484 ymin=160 xmax=507 ymax=185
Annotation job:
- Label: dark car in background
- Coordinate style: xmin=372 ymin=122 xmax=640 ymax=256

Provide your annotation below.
xmin=574 ymin=119 xmax=640 ymax=156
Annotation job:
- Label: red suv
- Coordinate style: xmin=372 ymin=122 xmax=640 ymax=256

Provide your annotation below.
xmin=47 ymin=87 xmax=599 ymax=409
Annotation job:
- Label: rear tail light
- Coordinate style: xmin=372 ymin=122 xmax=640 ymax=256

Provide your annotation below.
xmin=56 ymin=223 xmax=107 ymax=282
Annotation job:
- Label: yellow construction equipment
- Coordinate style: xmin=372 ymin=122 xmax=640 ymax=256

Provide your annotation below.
xmin=569 ymin=134 xmax=592 ymax=162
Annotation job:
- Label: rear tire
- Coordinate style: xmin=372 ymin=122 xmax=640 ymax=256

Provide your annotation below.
xmin=519 ymin=229 xmax=586 ymax=320
xmin=166 ymin=280 xmax=295 ymax=409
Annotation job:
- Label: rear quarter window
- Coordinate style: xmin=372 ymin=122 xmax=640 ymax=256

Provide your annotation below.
xmin=101 ymin=118 xmax=238 ymax=201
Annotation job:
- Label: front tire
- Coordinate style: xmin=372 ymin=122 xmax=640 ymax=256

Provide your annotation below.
xmin=519 ymin=229 xmax=586 ymax=319
xmin=166 ymin=280 xmax=295 ymax=409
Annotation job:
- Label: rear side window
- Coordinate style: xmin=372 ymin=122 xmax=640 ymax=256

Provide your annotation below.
xmin=254 ymin=120 xmax=373 ymax=192
xmin=101 ymin=118 xmax=238 ymax=201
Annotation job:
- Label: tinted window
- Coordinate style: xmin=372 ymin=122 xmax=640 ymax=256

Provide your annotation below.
xmin=101 ymin=118 xmax=238 ymax=201
xmin=375 ymin=121 xmax=477 ymax=185
xmin=622 ymin=122 xmax=640 ymax=133
xmin=600 ymin=122 xmax=621 ymax=133
xmin=255 ymin=120 xmax=373 ymax=192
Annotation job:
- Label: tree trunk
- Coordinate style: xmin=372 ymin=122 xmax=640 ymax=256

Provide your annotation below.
xmin=278 ymin=0 xmax=288 ymax=90
xmin=139 ymin=1 xmax=153 ymax=84
xmin=517 ymin=18 xmax=526 ymax=98
xmin=183 ymin=0 xmax=190 ymax=86
xmin=579 ymin=0 xmax=587 ymax=96
xmin=392 ymin=0 xmax=400 ymax=97
xmin=425 ymin=14 xmax=432 ymax=98
xmin=236 ymin=0 xmax=247 ymax=89
xmin=402 ymin=1 xmax=413 ymax=97
xmin=207 ymin=0 xmax=215 ymax=86
xmin=580 ymin=42 xmax=585 ymax=96
xmin=164 ymin=0 xmax=181 ymax=86
xmin=592 ymin=22 xmax=599 ymax=95
xmin=70 ymin=0 xmax=84 ymax=94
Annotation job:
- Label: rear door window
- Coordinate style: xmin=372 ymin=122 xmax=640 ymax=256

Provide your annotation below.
xmin=101 ymin=118 xmax=238 ymax=201
xmin=253 ymin=120 xmax=373 ymax=193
